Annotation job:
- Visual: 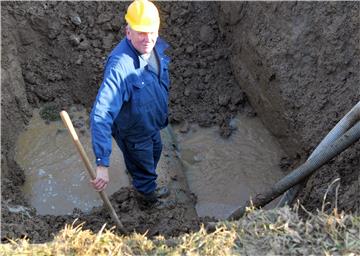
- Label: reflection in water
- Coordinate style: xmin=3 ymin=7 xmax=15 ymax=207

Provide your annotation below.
xmin=15 ymin=108 xmax=129 ymax=215
xmin=174 ymin=114 xmax=286 ymax=219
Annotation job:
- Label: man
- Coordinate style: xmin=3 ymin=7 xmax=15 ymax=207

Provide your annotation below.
xmin=90 ymin=0 xmax=170 ymax=208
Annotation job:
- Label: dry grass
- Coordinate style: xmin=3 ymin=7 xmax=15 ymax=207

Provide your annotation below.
xmin=1 ymin=206 xmax=359 ymax=255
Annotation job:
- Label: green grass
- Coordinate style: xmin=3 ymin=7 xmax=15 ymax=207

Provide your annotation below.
xmin=1 ymin=206 xmax=359 ymax=255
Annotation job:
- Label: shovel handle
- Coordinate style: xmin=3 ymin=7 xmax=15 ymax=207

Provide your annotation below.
xmin=60 ymin=110 xmax=126 ymax=233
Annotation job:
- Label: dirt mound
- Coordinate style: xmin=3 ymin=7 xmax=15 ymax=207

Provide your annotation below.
xmin=2 ymin=186 xmax=199 ymax=242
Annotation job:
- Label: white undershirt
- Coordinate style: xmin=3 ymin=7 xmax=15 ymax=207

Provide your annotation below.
xmin=141 ymin=50 xmax=160 ymax=76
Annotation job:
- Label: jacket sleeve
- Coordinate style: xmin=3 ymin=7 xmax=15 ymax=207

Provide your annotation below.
xmin=90 ymin=62 xmax=128 ymax=167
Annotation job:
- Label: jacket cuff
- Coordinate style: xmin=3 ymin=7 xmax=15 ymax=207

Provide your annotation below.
xmin=96 ymin=156 xmax=110 ymax=167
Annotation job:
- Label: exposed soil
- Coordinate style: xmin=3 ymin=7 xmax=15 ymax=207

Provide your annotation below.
xmin=2 ymin=186 xmax=199 ymax=242
xmin=215 ymin=1 xmax=359 ymax=214
xmin=1 ymin=1 xmax=358 ymax=243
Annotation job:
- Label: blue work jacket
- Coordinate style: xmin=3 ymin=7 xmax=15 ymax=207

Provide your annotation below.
xmin=90 ymin=38 xmax=171 ymax=167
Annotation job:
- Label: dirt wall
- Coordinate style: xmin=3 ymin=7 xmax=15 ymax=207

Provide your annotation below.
xmin=215 ymin=1 xmax=359 ymax=213
xmin=1 ymin=10 xmax=31 ymax=203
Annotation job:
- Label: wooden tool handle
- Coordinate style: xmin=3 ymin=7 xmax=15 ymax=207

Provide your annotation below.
xmin=59 ymin=110 xmax=126 ymax=233
xmin=60 ymin=111 xmax=96 ymax=179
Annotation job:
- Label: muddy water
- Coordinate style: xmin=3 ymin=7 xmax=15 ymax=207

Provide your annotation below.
xmin=16 ymin=107 xmax=285 ymax=219
xmin=15 ymin=107 xmax=129 ymax=215
xmin=174 ymin=114 xmax=286 ymax=219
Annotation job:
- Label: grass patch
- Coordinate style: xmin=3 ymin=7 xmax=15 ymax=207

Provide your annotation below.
xmin=1 ymin=206 xmax=359 ymax=255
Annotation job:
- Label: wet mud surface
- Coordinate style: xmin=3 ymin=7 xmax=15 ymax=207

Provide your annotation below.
xmin=2 ymin=186 xmax=199 ymax=242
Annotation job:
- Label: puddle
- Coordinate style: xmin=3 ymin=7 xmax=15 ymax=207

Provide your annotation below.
xmin=15 ymin=107 xmax=129 ymax=215
xmin=174 ymin=114 xmax=286 ymax=219
xmin=16 ymin=106 xmax=285 ymax=219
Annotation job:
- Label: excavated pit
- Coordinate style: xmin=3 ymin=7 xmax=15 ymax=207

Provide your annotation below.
xmin=1 ymin=1 xmax=359 ymax=242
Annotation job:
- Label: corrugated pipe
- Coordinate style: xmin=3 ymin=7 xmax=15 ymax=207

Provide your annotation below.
xmin=228 ymin=120 xmax=360 ymax=221
xmin=277 ymin=101 xmax=360 ymax=207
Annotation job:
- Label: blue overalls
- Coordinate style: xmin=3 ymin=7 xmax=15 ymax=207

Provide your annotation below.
xmin=90 ymin=37 xmax=170 ymax=195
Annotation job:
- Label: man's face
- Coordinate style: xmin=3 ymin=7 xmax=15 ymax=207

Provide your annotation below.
xmin=126 ymin=27 xmax=158 ymax=54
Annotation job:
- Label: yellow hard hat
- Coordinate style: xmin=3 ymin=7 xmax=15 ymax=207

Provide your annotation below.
xmin=125 ymin=0 xmax=160 ymax=32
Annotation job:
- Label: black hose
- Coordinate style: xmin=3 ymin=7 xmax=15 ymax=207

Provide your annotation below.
xmin=228 ymin=121 xmax=360 ymax=220
xmin=277 ymin=101 xmax=360 ymax=207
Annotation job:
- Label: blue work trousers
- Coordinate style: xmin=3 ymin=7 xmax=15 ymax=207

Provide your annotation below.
xmin=115 ymin=131 xmax=162 ymax=194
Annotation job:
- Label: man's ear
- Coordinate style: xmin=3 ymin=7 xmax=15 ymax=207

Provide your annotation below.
xmin=126 ymin=26 xmax=131 ymax=40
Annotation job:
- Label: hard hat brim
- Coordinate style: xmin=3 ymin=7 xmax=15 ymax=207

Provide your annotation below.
xmin=128 ymin=23 xmax=160 ymax=33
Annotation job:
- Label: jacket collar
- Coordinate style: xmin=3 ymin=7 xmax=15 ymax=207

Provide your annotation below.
xmin=125 ymin=37 xmax=169 ymax=69
xmin=154 ymin=37 xmax=170 ymax=56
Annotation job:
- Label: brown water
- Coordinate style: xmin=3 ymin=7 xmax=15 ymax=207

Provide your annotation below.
xmin=16 ymin=107 xmax=285 ymax=219
xmin=174 ymin=114 xmax=286 ymax=219
xmin=15 ymin=107 xmax=129 ymax=215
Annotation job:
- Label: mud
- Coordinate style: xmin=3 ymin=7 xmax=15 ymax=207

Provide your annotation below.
xmin=3 ymin=104 xmax=199 ymax=241
xmin=1 ymin=1 xmax=359 ymax=243
xmin=215 ymin=1 xmax=359 ymax=214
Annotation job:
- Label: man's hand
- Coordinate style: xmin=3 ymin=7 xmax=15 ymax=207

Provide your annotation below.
xmin=90 ymin=166 xmax=109 ymax=191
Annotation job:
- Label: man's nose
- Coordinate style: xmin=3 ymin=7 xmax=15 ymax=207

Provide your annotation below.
xmin=143 ymin=33 xmax=151 ymax=42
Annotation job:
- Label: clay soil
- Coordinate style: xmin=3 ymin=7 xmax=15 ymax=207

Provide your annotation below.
xmin=1 ymin=1 xmax=358 ymax=243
